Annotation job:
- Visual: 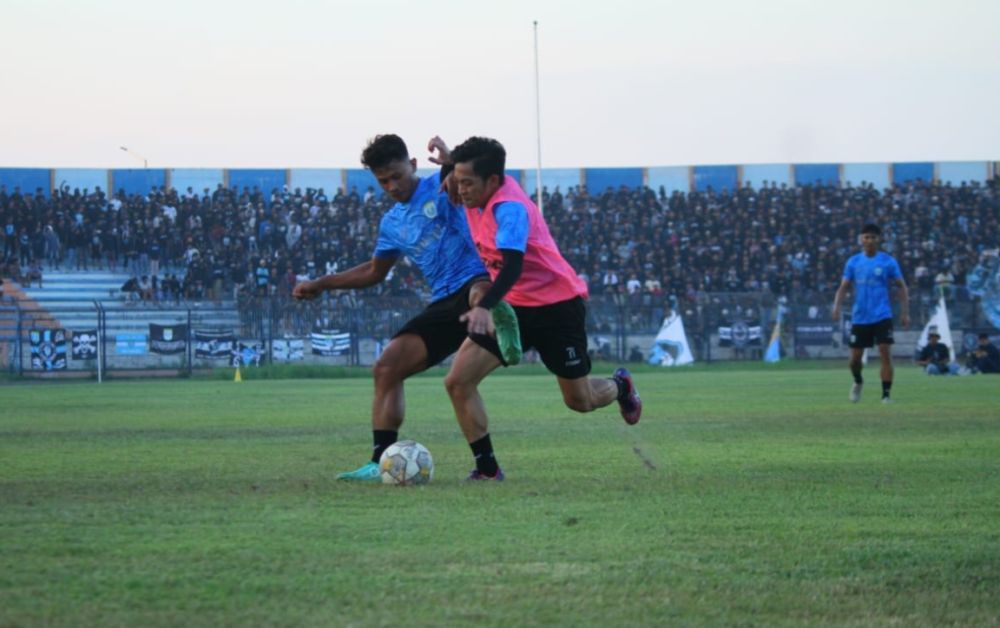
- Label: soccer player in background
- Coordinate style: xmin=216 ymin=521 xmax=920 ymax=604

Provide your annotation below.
xmin=293 ymin=134 xmax=520 ymax=481
xmin=428 ymin=135 xmax=642 ymax=481
xmin=832 ymin=223 xmax=910 ymax=403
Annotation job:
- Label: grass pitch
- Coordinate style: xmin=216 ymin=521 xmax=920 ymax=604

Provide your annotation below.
xmin=1 ymin=366 xmax=998 ymax=626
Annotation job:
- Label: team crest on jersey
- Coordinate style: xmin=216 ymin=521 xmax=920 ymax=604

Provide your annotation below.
xmin=422 ymin=201 xmax=437 ymax=219
xmin=874 ymin=267 xmax=883 ymax=276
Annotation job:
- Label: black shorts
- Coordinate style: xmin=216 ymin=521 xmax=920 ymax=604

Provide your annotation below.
xmin=849 ymin=318 xmax=894 ymax=348
xmin=393 ymin=274 xmax=489 ymax=367
xmin=471 ymin=296 xmax=591 ymax=380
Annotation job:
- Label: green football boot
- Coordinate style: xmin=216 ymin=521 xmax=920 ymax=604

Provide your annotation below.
xmin=491 ymin=301 xmax=522 ymax=365
xmin=336 ymin=461 xmax=381 ymax=481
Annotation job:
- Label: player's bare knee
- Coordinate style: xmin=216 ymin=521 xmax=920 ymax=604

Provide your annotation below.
xmin=372 ymin=357 xmax=402 ymax=387
xmin=443 ymin=372 xmax=472 ymax=399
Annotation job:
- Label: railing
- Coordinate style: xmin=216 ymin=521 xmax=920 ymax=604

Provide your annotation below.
xmin=1 ymin=291 xmax=993 ymax=377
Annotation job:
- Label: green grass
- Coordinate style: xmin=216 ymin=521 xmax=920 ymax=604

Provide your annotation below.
xmin=1 ymin=367 xmax=998 ymax=626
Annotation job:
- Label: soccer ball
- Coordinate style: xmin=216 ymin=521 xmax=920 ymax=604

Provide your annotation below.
xmin=379 ymin=440 xmax=434 ymax=486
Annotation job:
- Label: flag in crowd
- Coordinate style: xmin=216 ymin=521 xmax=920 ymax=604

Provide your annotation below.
xmin=30 ymin=328 xmax=67 ymax=371
xmin=764 ymin=306 xmax=786 ymax=363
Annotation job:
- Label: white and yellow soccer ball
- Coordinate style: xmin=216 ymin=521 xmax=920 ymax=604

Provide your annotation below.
xmin=379 ymin=440 xmax=434 ymax=486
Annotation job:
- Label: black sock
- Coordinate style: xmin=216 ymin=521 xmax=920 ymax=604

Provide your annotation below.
xmin=851 ymin=364 xmax=863 ymax=385
xmin=613 ymin=377 xmax=626 ymax=400
xmin=470 ymin=434 xmax=500 ymax=477
xmin=882 ymin=381 xmax=892 ymax=398
xmin=371 ymin=429 xmax=398 ymax=463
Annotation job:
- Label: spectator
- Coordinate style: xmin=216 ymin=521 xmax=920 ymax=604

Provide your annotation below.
xmin=916 ymin=331 xmax=959 ymax=375
xmin=967 ymin=333 xmax=1000 ymax=374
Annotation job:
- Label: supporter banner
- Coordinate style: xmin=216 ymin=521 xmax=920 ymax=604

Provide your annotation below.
xmin=648 ymin=312 xmax=694 ymax=367
xmin=195 ymin=330 xmax=236 ymax=359
xmin=232 ymin=341 xmax=264 ymax=367
xmin=71 ymin=329 xmax=98 ymax=360
xmin=272 ymin=338 xmax=305 ymax=362
xmin=149 ymin=324 xmax=188 ymax=355
xmin=30 ymin=329 xmax=67 ymax=371
xmin=311 ymin=330 xmax=351 ymax=356
xmin=794 ymin=323 xmax=836 ymax=346
xmin=116 ymin=333 xmax=147 ymax=356
xmin=717 ymin=322 xmax=761 ymax=347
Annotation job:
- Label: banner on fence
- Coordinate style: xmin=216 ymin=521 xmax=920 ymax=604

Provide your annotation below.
xmin=310 ymin=329 xmax=351 ymax=356
xmin=794 ymin=323 xmax=836 ymax=346
xmin=272 ymin=338 xmax=305 ymax=362
xmin=30 ymin=328 xmax=67 ymax=371
xmin=717 ymin=321 xmax=762 ymax=347
xmin=116 ymin=333 xmax=147 ymax=356
xmin=149 ymin=323 xmax=187 ymax=355
xmin=71 ymin=329 xmax=98 ymax=360
xmin=195 ymin=330 xmax=236 ymax=359
xmin=233 ymin=341 xmax=264 ymax=367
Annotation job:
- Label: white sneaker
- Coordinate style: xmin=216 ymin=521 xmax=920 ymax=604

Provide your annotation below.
xmin=881 ymin=396 xmax=893 ymax=405
xmin=849 ymin=382 xmax=862 ymax=403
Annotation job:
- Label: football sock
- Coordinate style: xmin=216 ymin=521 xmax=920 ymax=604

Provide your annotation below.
xmin=881 ymin=381 xmax=892 ymax=398
xmin=613 ymin=377 xmax=627 ymax=401
xmin=470 ymin=434 xmax=500 ymax=477
xmin=851 ymin=364 xmax=863 ymax=385
xmin=371 ymin=430 xmax=398 ymax=463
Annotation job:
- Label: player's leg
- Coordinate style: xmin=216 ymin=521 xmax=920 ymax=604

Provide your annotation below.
xmin=875 ymin=319 xmax=895 ymax=402
xmin=337 ymin=333 xmax=429 ymax=481
xmin=445 ymin=338 xmax=505 ymax=480
xmin=848 ymin=347 xmax=865 ymax=402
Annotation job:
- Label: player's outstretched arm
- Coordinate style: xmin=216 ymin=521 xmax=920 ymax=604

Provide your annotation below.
xmin=292 ymin=256 xmax=396 ymax=300
xmin=427 ymin=136 xmax=452 ymax=165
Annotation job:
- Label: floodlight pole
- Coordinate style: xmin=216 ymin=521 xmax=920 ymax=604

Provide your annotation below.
xmin=533 ymin=20 xmax=543 ymax=214
xmin=119 ymin=146 xmax=148 ymax=168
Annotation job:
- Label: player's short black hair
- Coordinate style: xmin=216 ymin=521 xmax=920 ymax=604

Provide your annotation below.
xmin=861 ymin=223 xmax=882 ymax=236
xmin=450 ymin=136 xmax=506 ymax=181
xmin=361 ymin=134 xmax=409 ymax=170
xmin=979 ymin=332 xmax=990 ymax=340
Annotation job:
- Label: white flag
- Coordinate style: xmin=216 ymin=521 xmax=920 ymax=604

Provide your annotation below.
xmin=917 ymin=296 xmax=955 ymax=363
xmin=649 ymin=311 xmax=695 ymax=366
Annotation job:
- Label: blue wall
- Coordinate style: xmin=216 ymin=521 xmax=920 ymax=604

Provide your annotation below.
xmin=842 ymin=163 xmax=889 ymax=189
xmin=892 ymin=162 xmax=934 ymax=185
xmin=794 ymin=163 xmax=840 ymax=186
xmin=692 ymin=165 xmax=738 ymax=193
xmin=111 ymin=169 xmax=166 ymax=196
xmin=54 ymin=169 xmax=108 ymax=196
xmin=289 ymin=168 xmax=343 ymax=196
xmin=742 ymin=164 xmax=791 ymax=188
xmin=524 ymin=168 xmax=581 ymax=197
xmin=647 ymin=166 xmax=690 ymax=194
xmin=0 ymin=168 xmax=50 ymax=196
xmin=228 ymin=169 xmax=286 ymax=199
xmin=345 ymin=168 xmax=379 ymax=197
xmin=585 ymin=168 xmax=643 ymax=195
xmin=937 ymin=161 xmax=989 ymax=185
xmin=170 ymin=168 xmax=224 ymax=195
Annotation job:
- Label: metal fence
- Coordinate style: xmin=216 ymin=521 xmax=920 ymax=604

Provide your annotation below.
xmin=1 ymin=291 xmax=993 ymax=378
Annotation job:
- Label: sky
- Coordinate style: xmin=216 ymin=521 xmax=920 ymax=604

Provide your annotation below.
xmin=1 ymin=0 xmax=998 ymax=169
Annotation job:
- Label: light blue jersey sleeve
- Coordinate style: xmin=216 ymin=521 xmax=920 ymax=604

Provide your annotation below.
xmin=842 ymin=256 xmax=856 ymax=281
xmin=493 ymin=201 xmax=529 ymax=252
xmin=887 ymin=256 xmax=902 ymax=282
xmin=373 ymin=213 xmax=401 ymax=259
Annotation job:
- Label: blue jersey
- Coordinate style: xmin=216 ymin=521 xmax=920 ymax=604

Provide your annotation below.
xmin=843 ymin=251 xmax=903 ymax=324
xmin=374 ymin=172 xmax=486 ymax=302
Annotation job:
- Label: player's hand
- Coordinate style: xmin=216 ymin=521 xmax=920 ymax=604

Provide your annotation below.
xmin=900 ymin=312 xmax=910 ymax=329
xmin=831 ymin=305 xmax=840 ymax=322
xmin=427 ymin=136 xmax=452 ymax=165
xmin=460 ymin=306 xmax=495 ymax=336
xmin=292 ymin=280 xmax=320 ymax=300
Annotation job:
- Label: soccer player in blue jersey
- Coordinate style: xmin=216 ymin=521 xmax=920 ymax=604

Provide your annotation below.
xmin=293 ymin=134 xmax=520 ymax=480
xmin=832 ymin=223 xmax=910 ymax=403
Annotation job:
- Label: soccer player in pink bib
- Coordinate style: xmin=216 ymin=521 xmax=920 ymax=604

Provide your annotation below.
xmin=429 ymin=135 xmax=642 ymax=481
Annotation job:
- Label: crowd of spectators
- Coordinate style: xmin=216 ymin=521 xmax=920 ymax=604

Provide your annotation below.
xmin=1 ymin=175 xmax=997 ymax=318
